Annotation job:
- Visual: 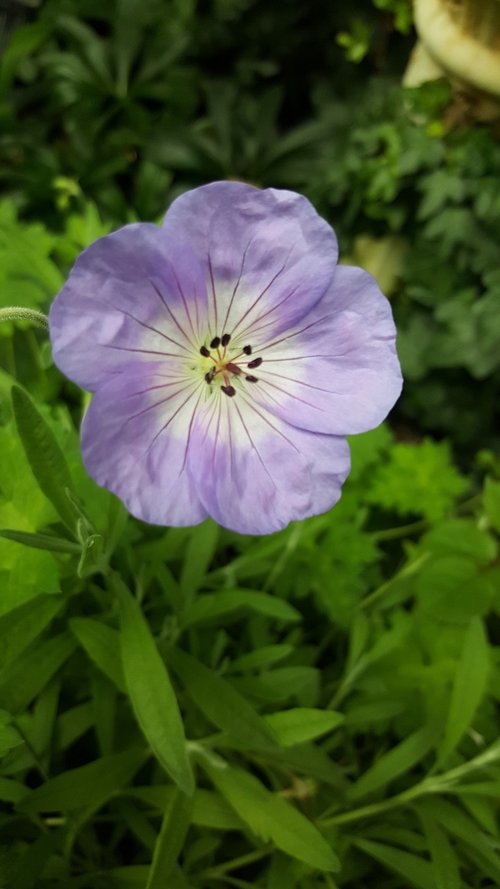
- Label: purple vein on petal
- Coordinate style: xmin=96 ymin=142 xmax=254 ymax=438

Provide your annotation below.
xmin=238 ymin=393 xmax=300 ymax=453
xmin=171 ymin=266 xmax=198 ymax=342
xmin=235 ymin=281 xmax=302 ymax=341
xmin=207 ymin=252 xmax=218 ymax=335
xmin=146 ymin=382 xmax=204 ymax=454
xmin=257 ymin=369 xmax=341 ymax=394
xmin=103 ymin=344 xmax=187 ymax=360
xmin=181 ymin=387 xmax=204 ymax=473
xmin=220 ymin=236 xmax=256 ymax=335
xmin=110 ymin=305 xmax=192 ymax=355
xmin=149 ymin=278 xmax=197 ymax=349
xmin=229 ymin=254 xmax=291 ymax=336
xmin=250 ymin=313 xmax=334 ymax=355
xmin=125 ymin=382 xmax=196 ymax=424
xmin=128 ymin=379 xmax=191 ymax=398
xmin=233 ymin=401 xmax=277 ymax=491
xmin=257 ymin=377 xmax=325 ymax=412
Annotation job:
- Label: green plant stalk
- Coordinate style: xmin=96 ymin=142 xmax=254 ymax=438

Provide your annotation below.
xmin=320 ymin=740 xmax=500 ymax=827
xmin=0 ymin=307 xmax=49 ymax=330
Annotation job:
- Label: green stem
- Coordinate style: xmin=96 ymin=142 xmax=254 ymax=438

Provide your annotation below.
xmin=360 ymin=553 xmax=430 ymax=611
xmin=320 ymin=740 xmax=500 ymax=827
xmin=0 ymin=307 xmax=49 ymax=330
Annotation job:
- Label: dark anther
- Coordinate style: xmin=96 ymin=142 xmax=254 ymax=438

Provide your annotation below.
xmin=221 ymin=333 xmax=231 ymax=347
xmin=200 ymin=345 xmax=210 ymax=357
xmin=243 ymin=345 xmax=252 ymax=355
xmin=204 ymin=371 xmax=214 ymax=384
xmin=246 ymin=375 xmax=258 ymax=383
xmin=247 ymin=356 xmax=262 ymax=368
xmin=221 ymin=385 xmax=236 ymax=397
xmin=210 ymin=336 xmax=221 ymax=349
xmin=226 ymin=362 xmax=241 ymax=375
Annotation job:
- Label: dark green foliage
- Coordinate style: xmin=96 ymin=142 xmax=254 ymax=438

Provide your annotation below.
xmin=1 ymin=0 xmax=500 ymax=885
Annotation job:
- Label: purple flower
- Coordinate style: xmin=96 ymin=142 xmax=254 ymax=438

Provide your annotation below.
xmin=49 ymin=182 xmax=402 ymax=535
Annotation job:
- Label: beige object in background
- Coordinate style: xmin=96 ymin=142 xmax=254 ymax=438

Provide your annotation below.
xmin=407 ymin=0 xmax=500 ymax=118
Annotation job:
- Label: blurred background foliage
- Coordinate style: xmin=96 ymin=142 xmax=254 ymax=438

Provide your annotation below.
xmin=1 ymin=0 xmax=500 ymax=886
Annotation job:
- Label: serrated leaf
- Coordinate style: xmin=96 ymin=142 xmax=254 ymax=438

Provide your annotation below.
xmin=11 ymin=386 xmax=78 ymax=532
xmin=146 ymin=788 xmax=193 ymax=889
xmin=169 ymin=648 xmax=277 ymax=749
xmin=205 ymin=765 xmax=339 ymax=872
xmin=437 ymin=617 xmax=490 ymax=767
xmin=70 ymin=618 xmax=125 ymax=692
xmin=264 ymin=709 xmax=344 ymax=747
xmin=18 ymin=748 xmax=145 ymax=813
xmin=116 ymin=579 xmax=194 ymax=795
xmin=368 ymin=439 xmax=467 ymax=521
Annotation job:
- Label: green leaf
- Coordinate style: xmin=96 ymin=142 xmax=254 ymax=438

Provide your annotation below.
xmin=431 ymin=799 xmax=500 ymax=879
xmin=349 ymin=726 xmax=436 ymax=800
xmin=146 ymin=788 xmax=193 ymax=889
xmin=0 ymin=711 xmax=23 ymax=757
xmin=264 ymin=709 xmax=344 ymax=747
xmin=205 ymin=764 xmax=339 ymax=872
xmin=169 ymin=648 xmax=277 ymax=749
xmin=180 ymin=521 xmax=219 ymax=602
xmin=18 ymin=748 xmax=145 ymax=813
xmin=181 ymin=590 xmax=300 ymax=629
xmin=416 ymin=556 xmax=494 ymax=623
xmin=355 ymin=838 xmax=434 ymax=889
xmin=116 ymin=578 xmax=194 ymax=795
xmin=11 ymin=386 xmax=78 ymax=533
xmin=230 ymin=644 xmax=294 ymax=672
xmin=0 ymin=528 xmax=81 ymax=554
xmin=368 ymin=439 xmax=467 ymax=521
xmin=0 ymin=595 xmax=63 ymax=669
xmin=423 ymin=519 xmax=497 ymax=565
xmin=70 ymin=618 xmax=126 ymax=692
xmin=437 ymin=617 xmax=490 ymax=766
xmin=418 ymin=802 xmax=462 ymax=889
xmin=0 ymin=632 xmax=75 ymax=713
xmin=484 ymin=478 xmax=500 ymax=533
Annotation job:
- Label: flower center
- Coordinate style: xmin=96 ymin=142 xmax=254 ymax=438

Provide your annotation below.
xmin=199 ymin=332 xmax=263 ymax=397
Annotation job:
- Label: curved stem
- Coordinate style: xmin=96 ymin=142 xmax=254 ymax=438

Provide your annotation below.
xmin=0 ymin=307 xmax=49 ymax=330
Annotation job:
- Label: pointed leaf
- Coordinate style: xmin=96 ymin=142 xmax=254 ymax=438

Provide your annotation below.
xmin=70 ymin=618 xmax=125 ymax=692
xmin=0 ymin=528 xmax=80 ymax=554
xmin=116 ymin=579 xmax=194 ymax=795
xmin=264 ymin=709 xmax=344 ymax=747
xmin=170 ymin=648 xmax=277 ymax=749
xmin=146 ymin=788 xmax=193 ymax=889
xmin=205 ymin=764 xmax=339 ymax=872
xmin=11 ymin=386 xmax=78 ymax=532
xmin=437 ymin=617 xmax=490 ymax=766
xmin=18 ymin=748 xmax=145 ymax=813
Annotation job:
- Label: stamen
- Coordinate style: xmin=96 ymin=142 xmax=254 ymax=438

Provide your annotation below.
xmin=243 ymin=345 xmax=252 ymax=355
xmin=226 ymin=362 xmax=242 ymax=375
xmin=221 ymin=385 xmax=236 ymax=397
xmin=210 ymin=336 xmax=221 ymax=349
xmin=200 ymin=345 xmax=210 ymax=357
xmin=247 ymin=356 xmax=262 ymax=368
xmin=205 ymin=371 xmax=214 ymax=384
xmin=221 ymin=333 xmax=231 ymax=347
xmin=246 ymin=375 xmax=258 ymax=383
